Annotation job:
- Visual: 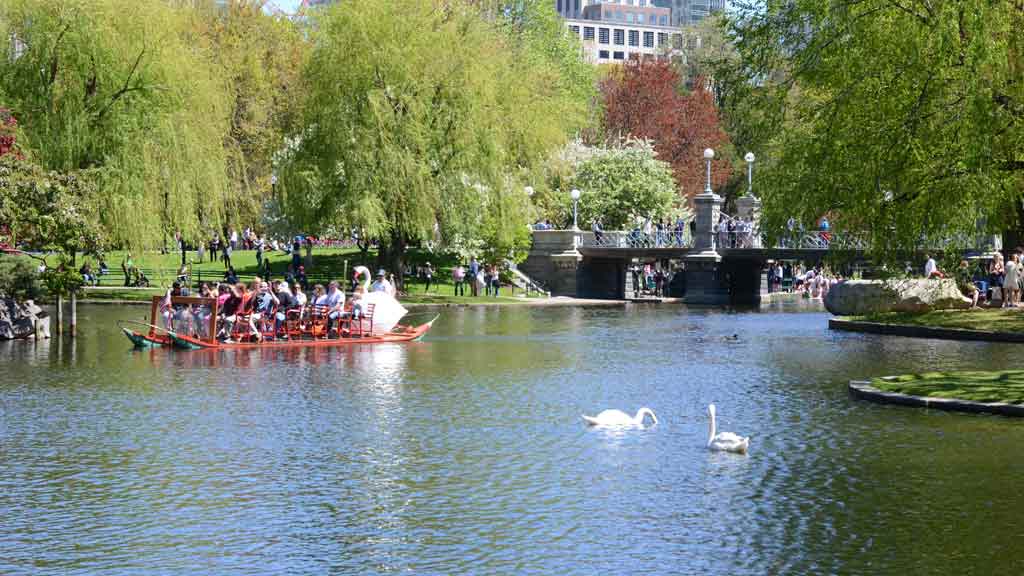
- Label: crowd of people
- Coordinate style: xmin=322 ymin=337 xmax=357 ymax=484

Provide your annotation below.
xmin=163 ymin=268 xmax=404 ymax=343
xmin=765 ymin=262 xmax=840 ymax=299
xmin=450 ymin=257 xmax=505 ymax=297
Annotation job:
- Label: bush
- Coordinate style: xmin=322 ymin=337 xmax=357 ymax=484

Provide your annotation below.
xmin=0 ymin=256 xmax=44 ymax=300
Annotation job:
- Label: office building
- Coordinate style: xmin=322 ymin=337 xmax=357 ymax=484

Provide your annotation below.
xmin=564 ymin=17 xmax=681 ymax=64
xmin=652 ymin=0 xmax=726 ymax=27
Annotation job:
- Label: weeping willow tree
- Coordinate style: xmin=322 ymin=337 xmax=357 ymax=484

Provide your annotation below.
xmin=0 ymin=0 xmax=232 ymax=249
xmin=724 ymin=0 xmax=1024 ymax=258
xmin=277 ymin=0 xmax=592 ymax=279
xmin=187 ymin=0 xmax=309 ymax=229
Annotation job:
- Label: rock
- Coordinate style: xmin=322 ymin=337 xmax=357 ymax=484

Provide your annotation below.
xmin=824 ymin=279 xmax=972 ymax=316
xmin=0 ymin=298 xmax=46 ymax=340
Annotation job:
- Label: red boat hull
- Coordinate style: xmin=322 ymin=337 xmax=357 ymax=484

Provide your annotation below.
xmin=124 ymin=320 xmax=435 ymax=350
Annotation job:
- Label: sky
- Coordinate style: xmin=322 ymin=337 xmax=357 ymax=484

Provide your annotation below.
xmin=265 ymin=0 xmax=303 ymax=13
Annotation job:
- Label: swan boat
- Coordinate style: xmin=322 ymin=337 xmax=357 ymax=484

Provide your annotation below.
xmin=120 ymin=294 xmax=436 ymax=350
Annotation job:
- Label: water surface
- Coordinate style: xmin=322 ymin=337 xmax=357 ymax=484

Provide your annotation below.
xmin=2 ymin=302 xmax=1022 ymax=575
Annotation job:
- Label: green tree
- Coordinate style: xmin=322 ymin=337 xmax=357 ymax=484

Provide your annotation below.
xmin=0 ymin=0 xmax=232 ymax=248
xmin=277 ymin=0 xmax=590 ymax=279
xmin=725 ymin=0 xmax=1024 ymax=255
xmin=188 ymin=0 xmax=309 ymax=229
xmin=571 ymin=140 xmax=678 ymax=230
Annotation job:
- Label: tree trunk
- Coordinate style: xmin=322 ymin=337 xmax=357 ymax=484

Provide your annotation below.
xmin=56 ymin=294 xmax=63 ymax=336
xmin=377 ymin=232 xmax=407 ymax=292
xmin=70 ymin=292 xmax=77 ymax=338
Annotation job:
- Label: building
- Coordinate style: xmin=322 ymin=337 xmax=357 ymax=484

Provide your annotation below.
xmin=580 ymin=1 xmax=671 ymax=27
xmin=652 ymin=0 xmax=726 ymax=27
xmin=565 ymin=17 xmax=681 ymax=63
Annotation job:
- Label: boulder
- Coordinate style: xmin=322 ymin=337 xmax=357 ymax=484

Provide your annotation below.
xmin=824 ymin=279 xmax=972 ymax=316
xmin=0 ymin=298 xmax=47 ymax=340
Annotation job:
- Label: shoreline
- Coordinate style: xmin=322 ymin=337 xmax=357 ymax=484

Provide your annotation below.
xmin=849 ymin=379 xmax=1024 ymax=417
xmin=72 ymin=296 xmax=635 ymax=308
xmin=829 ymin=317 xmax=1024 ymax=343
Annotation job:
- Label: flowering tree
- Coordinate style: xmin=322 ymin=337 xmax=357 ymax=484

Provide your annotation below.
xmin=601 ymin=59 xmax=733 ymax=203
xmin=0 ymin=109 xmax=19 ymax=159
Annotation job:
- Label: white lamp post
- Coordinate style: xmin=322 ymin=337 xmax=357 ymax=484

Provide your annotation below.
xmin=570 ymin=188 xmax=582 ymax=230
xmin=703 ymin=148 xmax=714 ymax=194
xmin=744 ymin=152 xmax=755 ymax=197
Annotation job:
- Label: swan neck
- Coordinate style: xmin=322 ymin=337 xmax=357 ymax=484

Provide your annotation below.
xmin=708 ymin=408 xmax=716 ymax=445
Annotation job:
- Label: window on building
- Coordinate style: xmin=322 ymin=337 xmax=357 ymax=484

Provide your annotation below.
xmin=628 ymin=30 xmax=639 ymax=46
xmin=613 ymin=51 xmax=625 ymax=60
xmin=570 ymin=25 xmax=580 ymax=35
xmin=660 ymin=15 xmax=668 ymax=25
xmin=557 ymin=0 xmax=562 ymax=13
xmin=637 ymin=13 xmax=645 ymax=24
xmin=599 ymin=50 xmax=610 ymax=59
xmin=643 ymin=31 xmax=654 ymax=47
xmin=614 ymin=28 xmax=624 ymax=45
xmin=615 ymin=10 xmax=624 ymax=20
xmin=657 ymin=32 xmax=668 ymax=46
xmin=673 ymin=34 xmax=682 ymax=49
xmin=599 ymin=28 xmax=610 ymax=44
xmin=626 ymin=12 xmax=634 ymax=23
xmin=584 ymin=27 xmax=595 ymax=40
xmin=626 ymin=0 xmax=634 ymax=4
xmin=639 ymin=0 xmax=646 ymax=5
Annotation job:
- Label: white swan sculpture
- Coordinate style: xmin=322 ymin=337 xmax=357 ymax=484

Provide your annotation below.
xmin=582 ymin=407 xmax=658 ymax=428
xmin=707 ymin=404 xmax=750 ymax=454
xmin=352 ymin=265 xmax=408 ymax=335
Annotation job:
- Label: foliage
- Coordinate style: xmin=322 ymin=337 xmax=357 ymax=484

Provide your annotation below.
xmin=725 ymin=0 xmax=1024 ymax=257
xmin=571 ymin=140 xmax=678 ymax=230
xmin=0 ymin=156 xmax=105 ymax=262
xmin=278 ymin=0 xmax=590 ymax=275
xmin=0 ymin=256 xmax=44 ymax=300
xmin=601 ymin=58 xmax=733 ymax=202
xmin=0 ymin=108 xmax=22 ymax=159
xmin=0 ymin=0 xmax=232 ymax=248
xmin=188 ymin=0 xmax=309 ymax=230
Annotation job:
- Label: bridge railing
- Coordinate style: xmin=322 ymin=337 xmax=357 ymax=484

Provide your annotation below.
xmin=771 ymin=231 xmax=868 ymax=251
xmin=582 ymin=230 xmax=693 ymax=249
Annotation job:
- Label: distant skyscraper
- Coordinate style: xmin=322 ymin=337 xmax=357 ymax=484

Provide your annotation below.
xmin=558 ymin=0 xmax=723 ymax=27
xmin=652 ymin=0 xmax=725 ymax=26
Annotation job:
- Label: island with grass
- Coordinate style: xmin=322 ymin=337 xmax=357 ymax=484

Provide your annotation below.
xmin=849 ymin=371 xmax=1024 ymax=416
xmin=830 ymin=308 xmax=1024 ymax=343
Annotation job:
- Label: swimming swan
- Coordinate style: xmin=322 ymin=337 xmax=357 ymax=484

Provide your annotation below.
xmin=582 ymin=407 xmax=658 ymax=428
xmin=707 ymin=404 xmax=750 ymax=454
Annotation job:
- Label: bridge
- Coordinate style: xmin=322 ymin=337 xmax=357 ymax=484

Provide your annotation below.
xmin=522 ymin=192 xmax=866 ymax=305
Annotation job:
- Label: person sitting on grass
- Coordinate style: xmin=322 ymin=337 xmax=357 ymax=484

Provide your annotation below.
xmin=955 ymin=260 xmax=980 ymax=308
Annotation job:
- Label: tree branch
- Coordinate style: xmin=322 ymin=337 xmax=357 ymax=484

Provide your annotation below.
xmin=93 ymin=45 xmax=147 ymax=121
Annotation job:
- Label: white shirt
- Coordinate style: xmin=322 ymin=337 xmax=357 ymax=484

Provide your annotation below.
xmin=371 ymin=279 xmax=392 ymax=294
xmin=925 ymin=258 xmax=937 ymax=277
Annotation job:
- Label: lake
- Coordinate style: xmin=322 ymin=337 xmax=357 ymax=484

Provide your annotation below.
xmin=2 ymin=301 xmax=1022 ymax=575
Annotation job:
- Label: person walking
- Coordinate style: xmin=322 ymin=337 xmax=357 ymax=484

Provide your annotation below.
xmin=422 ymin=262 xmax=434 ymax=293
xmin=453 ymin=264 xmax=466 ymax=296
xmin=469 ymin=257 xmax=480 ymax=297
xmin=1004 ymin=253 xmax=1019 ymax=308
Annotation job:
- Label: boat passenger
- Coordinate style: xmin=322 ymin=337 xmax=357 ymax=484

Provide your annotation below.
xmin=217 ymin=284 xmax=243 ymax=343
xmin=350 ymin=285 xmax=364 ymax=320
xmin=371 ymin=269 xmax=392 ymax=294
xmin=194 ymin=283 xmax=214 ymax=339
xmin=322 ymin=281 xmax=346 ymax=338
xmin=274 ymin=281 xmax=297 ymax=338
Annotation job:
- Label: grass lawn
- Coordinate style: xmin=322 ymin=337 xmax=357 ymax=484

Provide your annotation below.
xmin=72 ymin=247 xmax=546 ymax=304
xmin=852 ymin=308 xmax=1024 ymax=334
xmin=871 ymin=371 xmax=1024 ymax=404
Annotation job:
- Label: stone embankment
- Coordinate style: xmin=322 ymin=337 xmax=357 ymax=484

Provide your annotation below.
xmin=0 ymin=299 xmax=50 ymax=340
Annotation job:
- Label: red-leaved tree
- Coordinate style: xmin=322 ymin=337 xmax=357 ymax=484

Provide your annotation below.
xmin=601 ymin=59 xmax=732 ymax=203
xmin=0 ymin=108 xmax=21 ymax=159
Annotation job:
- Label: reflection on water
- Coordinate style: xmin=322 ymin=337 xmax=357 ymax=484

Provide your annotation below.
xmin=2 ymin=302 xmax=1024 ymax=575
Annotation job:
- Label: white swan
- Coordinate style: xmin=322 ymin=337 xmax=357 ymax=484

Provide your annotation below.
xmin=582 ymin=407 xmax=658 ymax=428
xmin=352 ymin=265 xmax=408 ymax=335
xmin=707 ymin=404 xmax=750 ymax=454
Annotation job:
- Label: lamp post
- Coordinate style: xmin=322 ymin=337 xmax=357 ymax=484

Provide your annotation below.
xmin=271 ymin=174 xmax=278 ymax=200
xmin=703 ymin=148 xmax=714 ymax=194
xmin=570 ymin=188 xmax=581 ymax=230
xmin=744 ymin=152 xmax=755 ymax=197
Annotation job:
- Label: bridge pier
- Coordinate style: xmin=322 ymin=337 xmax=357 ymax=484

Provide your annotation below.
xmin=683 ymin=188 xmax=730 ymax=304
